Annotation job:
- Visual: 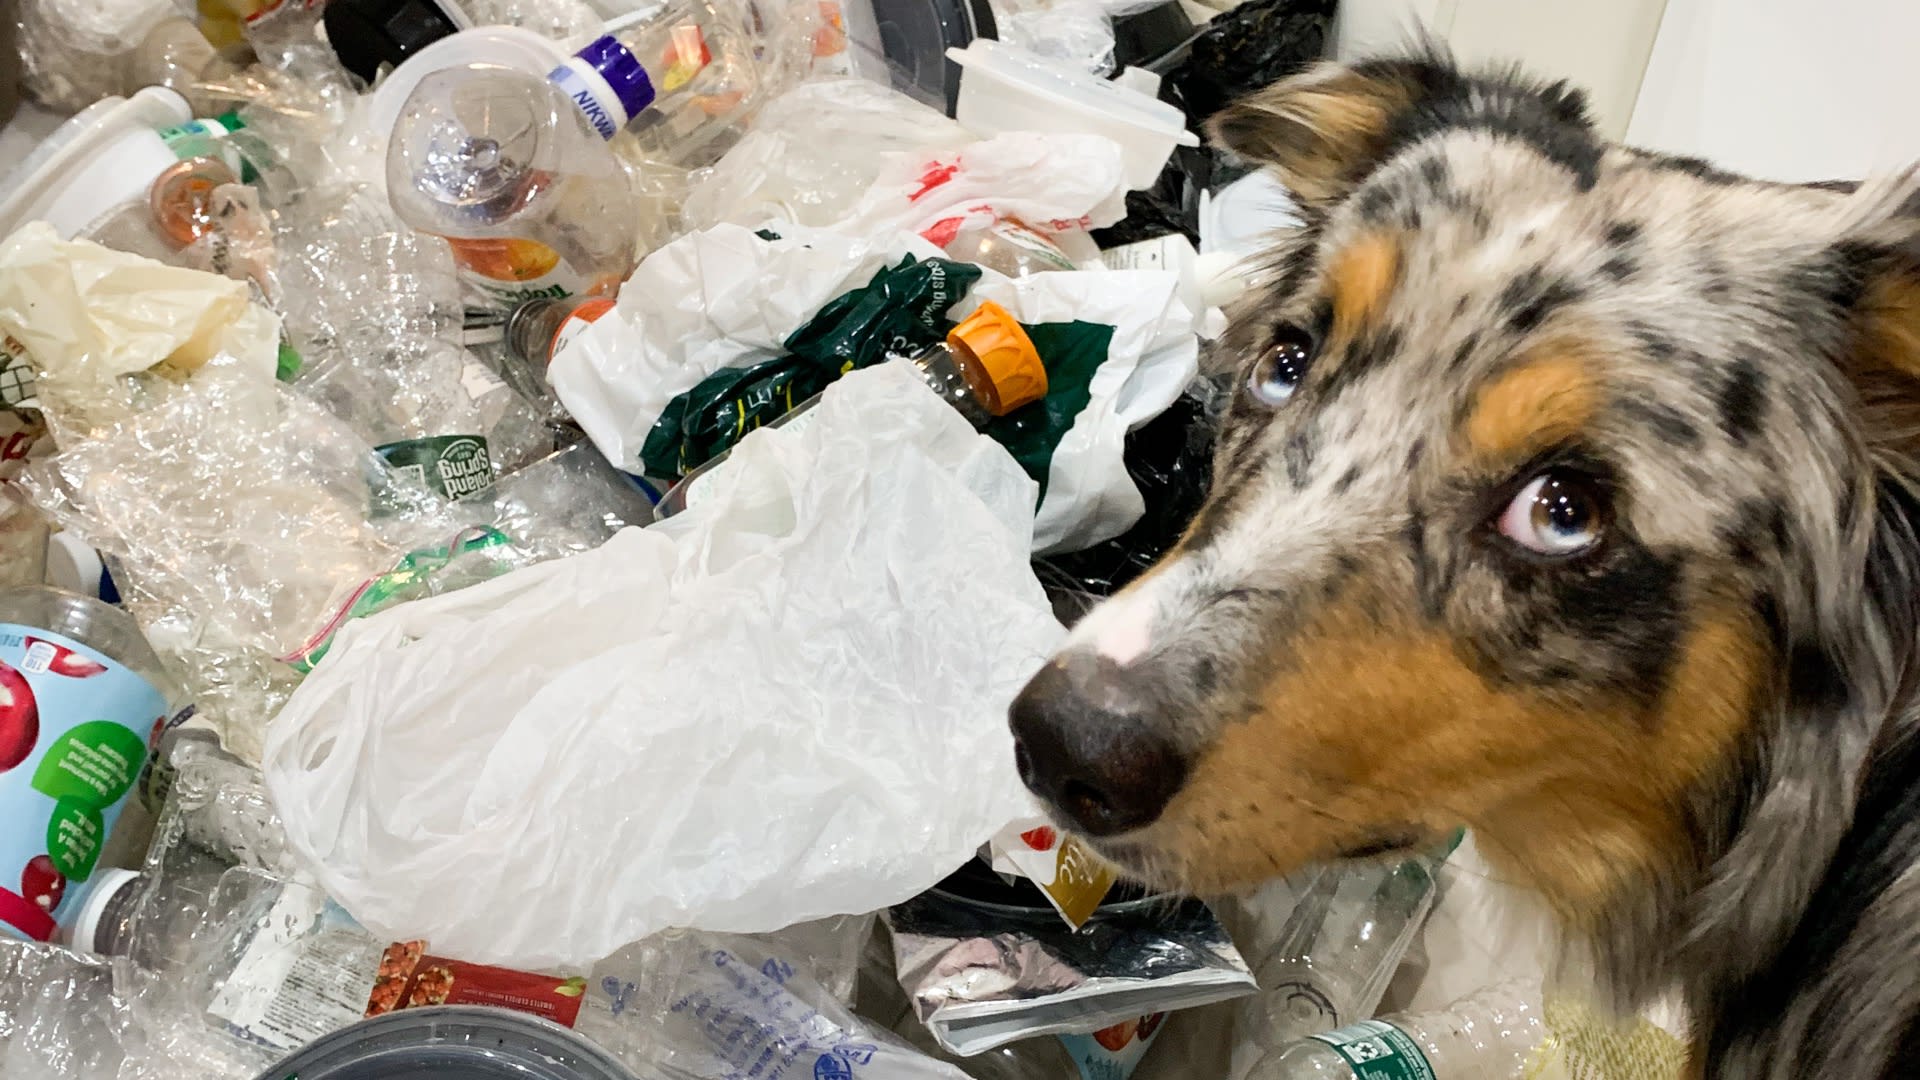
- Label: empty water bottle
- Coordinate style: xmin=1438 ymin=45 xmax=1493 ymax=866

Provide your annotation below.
xmin=387 ymin=65 xmax=641 ymax=313
xmin=1230 ymin=849 xmax=1448 ymax=1078
xmin=1249 ymin=981 xmax=1550 ymax=1079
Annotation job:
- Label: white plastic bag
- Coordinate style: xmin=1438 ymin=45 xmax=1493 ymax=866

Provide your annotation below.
xmin=0 ymin=222 xmax=281 ymax=436
xmin=263 ymin=364 xmax=1063 ymax=969
xmin=682 ymin=78 xmax=975 ymax=232
xmin=830 ymin=132 xmax=1129 ymax=249
xmin=962 ymin=270 xmax=1199 ymax=554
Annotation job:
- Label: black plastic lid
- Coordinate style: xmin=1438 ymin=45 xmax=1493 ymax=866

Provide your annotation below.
xmin=257 ymin=1006 xmax=639 ymax=1080
xmin=324 ymin=0 xmax=467 ymax=83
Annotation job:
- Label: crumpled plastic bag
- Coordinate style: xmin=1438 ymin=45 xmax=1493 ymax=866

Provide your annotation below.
xmin=683 ymin=77 xmax=975 ymax=232
xmin=262 ymin=363 xmax=1063 ymax=968
xmin=0 ymin=941 xmax=130 ymax=1080
xmin=0 ymin=222 xmax=281 ymax=436
xmin=829 ymin=133 xmax=1130 ymax=249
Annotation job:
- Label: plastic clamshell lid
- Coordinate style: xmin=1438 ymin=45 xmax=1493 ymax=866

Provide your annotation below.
xmin=944 ymin=39 xmax=1197 ymax=143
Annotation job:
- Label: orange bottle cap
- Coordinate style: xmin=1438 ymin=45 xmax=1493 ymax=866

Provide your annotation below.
xmin=948 ymin=300 xmax=1047 ymax=415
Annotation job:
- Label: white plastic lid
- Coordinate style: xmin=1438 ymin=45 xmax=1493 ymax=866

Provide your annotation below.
xmin=364 ymin=26 xmax=571 ymax=146
xmin=945 ymin=39 xmax=1198 ymax=190
xmin=0 ymin=86 xmax=191 ymax=240
xmin=64 ymin=867 xmax=142 ymax=956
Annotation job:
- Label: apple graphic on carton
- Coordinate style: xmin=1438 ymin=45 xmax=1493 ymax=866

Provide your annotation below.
xmin=0 ymin=659 xmax=38 ymax=772
xmin=21 ymin=855 xmax=64 ymax=913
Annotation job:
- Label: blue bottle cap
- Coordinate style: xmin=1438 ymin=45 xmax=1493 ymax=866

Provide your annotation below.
xmin=575 ymin=35 xmax=656 ymax=121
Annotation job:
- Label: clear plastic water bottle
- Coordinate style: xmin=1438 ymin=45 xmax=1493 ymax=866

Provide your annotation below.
xmin=1230 ymin=854 xmax=1444 ymax=1077
xmin=386 ymin=64 xmax=642 ymax=314
xmin=1248 ymin=981 xmax=1551 ymax=1079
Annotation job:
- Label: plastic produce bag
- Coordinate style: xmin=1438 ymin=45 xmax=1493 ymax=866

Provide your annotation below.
xmin=16 ymin=0 xmax=176 ymax=111
xmin=17 ymin=359 xmax=457 ymax=762
xmin=989 ymin=0 xmax=1118 ymax=76
xmin=262 ymin=363 xmax=1063 ymax=968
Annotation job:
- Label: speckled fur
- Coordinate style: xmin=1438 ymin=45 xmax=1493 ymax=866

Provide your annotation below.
xmin=1036 ymin=53 xmax=1920 ymax=1076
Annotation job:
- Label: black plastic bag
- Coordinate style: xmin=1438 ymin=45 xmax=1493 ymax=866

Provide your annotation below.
xmin=1160 ymin=0 xmax=1336 ymax=128
xmin=1034 ymin=375 xmax=1228 ymax=623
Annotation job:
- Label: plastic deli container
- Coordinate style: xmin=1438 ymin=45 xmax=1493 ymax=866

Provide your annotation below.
xmin=944 ymin=39 xmax=1198 ymax=190
xmin=0 ymin=86 xmax=193 ymax=239
xmin=254 ymin=1006 xmax=640 ymax=1080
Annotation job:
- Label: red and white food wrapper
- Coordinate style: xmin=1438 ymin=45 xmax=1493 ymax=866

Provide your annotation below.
xmin=990 ymin=817 xmax=1117 ymax=929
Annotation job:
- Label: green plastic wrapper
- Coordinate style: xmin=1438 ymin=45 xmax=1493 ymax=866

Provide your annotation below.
xmin=641 ymin=357 xmax=834 ymax=479
xmin=641 ymin=256 xmax=981 ymax=478
xmin=783 ymin=256 xmax=983 ymax=373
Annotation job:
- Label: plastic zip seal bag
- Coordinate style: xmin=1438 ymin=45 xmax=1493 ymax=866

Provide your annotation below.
xmin=885 ymin=860 xmax=1256 ymax=1056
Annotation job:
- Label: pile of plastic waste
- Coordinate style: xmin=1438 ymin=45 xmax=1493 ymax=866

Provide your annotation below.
xmin=0 ymin=0 xmax=1691 ymax=1078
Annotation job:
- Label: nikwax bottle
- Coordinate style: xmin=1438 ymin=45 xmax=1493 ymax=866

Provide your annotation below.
xmin=548 ymin=0 xmax=759 ymax=166
xmin=0 ymin=586 xmax=176 ymax=943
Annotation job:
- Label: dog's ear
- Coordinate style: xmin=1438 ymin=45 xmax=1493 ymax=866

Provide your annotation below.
xmin=1828 ymin=169 xmax=1920 ymax=476
xmin=1206 ymin=55 xmax=1595 ymax=208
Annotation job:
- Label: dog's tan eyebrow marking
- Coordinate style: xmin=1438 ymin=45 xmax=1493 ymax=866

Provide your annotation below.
xmin=1327 ymin=232 xmax=1401 ymax=345
xmin=1463 ymin=350 xmax=1598 ymax=460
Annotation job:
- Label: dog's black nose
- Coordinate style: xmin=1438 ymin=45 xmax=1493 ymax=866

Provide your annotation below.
xmin=1009 ymin=657 xmax=1190 ymax=836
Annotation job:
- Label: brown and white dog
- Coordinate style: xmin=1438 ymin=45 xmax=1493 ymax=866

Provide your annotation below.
xmin=1009 ymin=53 xmax=1920 ymax=1078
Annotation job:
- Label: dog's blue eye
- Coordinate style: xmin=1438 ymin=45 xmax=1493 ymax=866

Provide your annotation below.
xmin=1248 ymin=327 xmax=1314 ymax=405
xmin=1498 ymin=472 xmax=1606 ymax=556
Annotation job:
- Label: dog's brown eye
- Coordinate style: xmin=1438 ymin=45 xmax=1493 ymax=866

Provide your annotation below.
xmin=1497 ymin=472 xmax=1606 ymax=555
xmin=1248 ymin=326 xmax=1314 ymax=405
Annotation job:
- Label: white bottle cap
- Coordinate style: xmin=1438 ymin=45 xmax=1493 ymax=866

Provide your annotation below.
xmin=64 ymin=867 xmax=143 ymax=956
xmin=44 ymin=531 xmax=105 ymax=597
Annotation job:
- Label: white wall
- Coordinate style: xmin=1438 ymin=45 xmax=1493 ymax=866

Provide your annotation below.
xmin=1626 ymin=0 xmax=1920 ymax=183
xmin=1332 ymin=0 xmax=1669 ymax=140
